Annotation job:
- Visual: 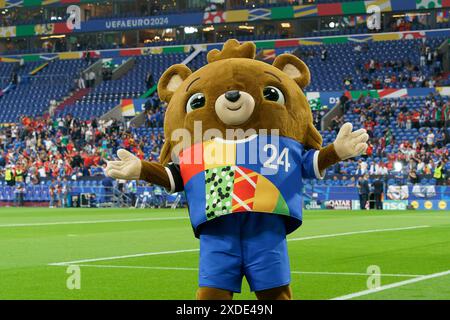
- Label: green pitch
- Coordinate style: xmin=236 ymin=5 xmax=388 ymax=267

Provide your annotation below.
xmin=0 ymin=207 xmax=449 ymax=300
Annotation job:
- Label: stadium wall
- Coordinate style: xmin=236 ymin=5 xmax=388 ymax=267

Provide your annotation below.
xmin=0 ymin=0 xmax=106 ymax=10
xmin=1 ymin=0 xmax=450 ymax=37
xmin=1 ymin=28 xmax=449 ymax=62
xmin=304 ymin=185 xmax=450 ymax=211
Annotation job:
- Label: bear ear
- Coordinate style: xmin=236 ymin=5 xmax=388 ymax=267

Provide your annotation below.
xmin=158 ymin=64 xmax=192 ymax=103
xmin=272 ymin=54 xmax=311 ymax=90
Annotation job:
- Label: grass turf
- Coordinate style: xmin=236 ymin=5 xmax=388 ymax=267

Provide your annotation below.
xmin=0 ymin=207 xmax=448 ymax=300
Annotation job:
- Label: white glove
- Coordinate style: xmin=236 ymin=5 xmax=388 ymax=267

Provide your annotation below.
xmin=333 ymin=122 xmax=369 ymax=160
xmin=105 ymin=149 xmax=142 ymax=180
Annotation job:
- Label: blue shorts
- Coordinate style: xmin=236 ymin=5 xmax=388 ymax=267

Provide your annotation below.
xmin=198 ymin=213 xmax=290 ymax=293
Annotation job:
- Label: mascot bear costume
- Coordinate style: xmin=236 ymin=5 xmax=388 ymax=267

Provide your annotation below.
xmin=106 ymin=39 xmax=368 ymax=300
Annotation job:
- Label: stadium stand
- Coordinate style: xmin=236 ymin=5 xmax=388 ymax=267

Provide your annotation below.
xmin=298 ymin=38 xmax=448 ymax=92
xmin=1 ymin=1 xmax=450 ymax=54
xmin=319 ymin=94 xmax=450 ymax=183
xmin=0 ymin=39 xmax=448 ymax=136
xmin=0 ymin=59 xmax=89 ymax=122
xmin=0 ymin=114 xmax=166 ymax=204
xmin=1 ymin=16 xmax=450 ymax=206
xmin=58 ymin=52 xmax=206 ymax=119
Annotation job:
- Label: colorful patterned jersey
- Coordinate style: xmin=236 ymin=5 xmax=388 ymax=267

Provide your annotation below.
xmin=167 ymin=135 xmax=323 ymax=236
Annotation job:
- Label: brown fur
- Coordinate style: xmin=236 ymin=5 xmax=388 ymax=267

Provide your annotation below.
xmin=196 ymin=285 xmax=292 ymax=300
xmin=139 ymin=161 xmax=170 ymax=189
xmin=156 ymin=40 xmax=332 ymax=167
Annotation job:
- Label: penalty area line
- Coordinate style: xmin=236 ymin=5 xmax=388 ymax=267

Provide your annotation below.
xmin=0 ymin=216 xmax=189 ymax=228
xmin=48 ymin=248 xmax=200 ymax=266
xmin=49 ymin=263 xmax=424 ymax=278
xmin=47 ymin=225 xmax=431 ymax=266
xmin=331 ymin=270 xmax=450 ymax=300
xmin=288 ymin=225 xmax=430 ymax=241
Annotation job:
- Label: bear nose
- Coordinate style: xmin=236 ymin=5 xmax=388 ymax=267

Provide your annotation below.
xmin=225 ymin=90 xmax=241 ymax=103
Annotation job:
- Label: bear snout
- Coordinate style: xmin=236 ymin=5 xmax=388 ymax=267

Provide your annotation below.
xmin=214 ymin=91 xmax=255 ymax=126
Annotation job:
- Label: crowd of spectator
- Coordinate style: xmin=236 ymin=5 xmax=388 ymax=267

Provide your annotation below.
xmin=144 ymin=103 xmax=165 ymax=128
xmin=396 ymin=97 xmax=450 ymax=129
xmin=331 ymin=93 xmax=450 ymax=185
xmin=0 ymin=10 xmax=18 ymax=27
xmin=0 ymin=114 xmax=164 ymax=186
xmin=390 ymin=16 xmax=426 ymax=32
xmin=2 ymin=96 xmax=450 ymax=207
xmin=353 ymin=45 xmax=443 ymax=90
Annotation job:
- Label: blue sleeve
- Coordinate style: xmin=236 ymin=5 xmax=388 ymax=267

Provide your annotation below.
xmin=300 ymin=148 xmax=324 ymax=180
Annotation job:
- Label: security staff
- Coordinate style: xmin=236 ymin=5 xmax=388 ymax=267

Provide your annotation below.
xmin=15 ymin=166 xmax=24 ymax=183
xmin=358 ymin=175 xmax=370 ymax=210
xmin=433 ymin=161 xmax=445 ymax=185
xmin=5 ymin=166 xmax=14 ymax=186
xmin=373 ymin=178 xmax=384 ymax=210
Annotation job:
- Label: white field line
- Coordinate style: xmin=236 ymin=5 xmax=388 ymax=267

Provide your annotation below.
xmin=48 ymin=248 xmax=200 ymax=266
xmin=0 ymin=216 xmax=189 ymax=228
xmin=50 ymin=263 xmax=424 ymax=278
xmin=291 ymin=271 xmax=423 ymax=278
xmin=71 ymin=264 xmax=199 ymax=271
xmin=331 ymin=270 xmax=450 ymax=300
xmin=48 ymin=225 xmax=430 ymax=266
xmin=288 ymin=225 xmax=430 ymax=241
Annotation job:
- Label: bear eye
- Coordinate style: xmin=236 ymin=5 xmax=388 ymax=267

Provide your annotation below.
xmin=186 ymin=93 xmax=205 ymax=113
xmin=263 ymin=86 xmax=285 ymax=105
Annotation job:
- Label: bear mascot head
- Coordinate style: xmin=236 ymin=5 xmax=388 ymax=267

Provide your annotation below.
xmin=156 ymin=39 xmax=323 ymax=166
xmin=106 ymin=39 xmax=368 ymax=300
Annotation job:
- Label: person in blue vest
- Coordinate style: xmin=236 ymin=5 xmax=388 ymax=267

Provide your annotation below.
xmin=105 ymin=40 xmax=368 ymax=300
xmin=125 ymin=180 xmax=137 ymax=206
xmin=152 ymin=185 xmax=164 ymax=208
xmin=102 ymin=176 xmax=114 ymax=203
